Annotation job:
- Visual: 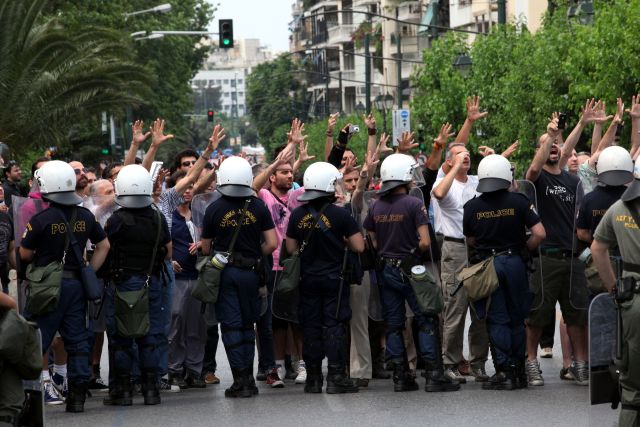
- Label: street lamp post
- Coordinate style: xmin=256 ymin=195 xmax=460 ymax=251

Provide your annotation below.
xmin=374 ymin=93 xmax=394 ymax=134
xmin=453 ymin=53 xmax=472 ymax=77
xmin=124 ymin=3 xmax=171 ymax=19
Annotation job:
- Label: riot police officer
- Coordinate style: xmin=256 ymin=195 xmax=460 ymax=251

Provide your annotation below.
xmin=103 ymin=164 xmax=172 ymax=406
xmin=201 ymin=156 xmax=277 ymax=398
xmin=363 ymin=154 xmax=458 ymax=393
xmin=19 ymin=160 xmax=110 ymax=412
xmin=285 ymin=162 xmax=364 ymax=394
xmin=592 ymin=160 xmax=640 ymax=427
xmin=462 ymin=155 xmax=546 ymax=389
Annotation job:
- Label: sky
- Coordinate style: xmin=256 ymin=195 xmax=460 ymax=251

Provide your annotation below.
xmin=208 ymin=0 xmax=293 ymax=52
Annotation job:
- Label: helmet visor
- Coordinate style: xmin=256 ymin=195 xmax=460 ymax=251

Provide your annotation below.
xmin=411 ymin=164 xmax=425 ymax=187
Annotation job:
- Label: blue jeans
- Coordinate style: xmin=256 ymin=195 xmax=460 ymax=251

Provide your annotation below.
xmin=106 ymin=275 xmax=164 ymax=374
xmin=215 ymin=266 xmax=260 ymax=370
xmin=158 ymin=260 xmax=174 ymax=377
xmin=31 ymin=278 xmax=91 ymax=384
xmin=299 ymin=273 xmax=351 ymax=366
xmin=379 ymin=264 xmax=439 ymax=363
xmin=478 ymin=255 xmax=528 ymax=367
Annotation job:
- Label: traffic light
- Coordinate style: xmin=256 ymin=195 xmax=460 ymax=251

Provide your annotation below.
xmin=207 ymin=109 xmax=214 ymax=122
xmin=101 ymin=139 xmax=110 ymax=155
xmin=219 ymin=19 xmax=234 ymax=48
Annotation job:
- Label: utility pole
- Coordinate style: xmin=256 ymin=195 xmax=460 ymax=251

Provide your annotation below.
xmin=338 ymin=71 xmax=343 ymax=113
xmin=498 ymin=0 xmax=506 ymax=25
xmin=364 ymin=29 xmax=371 ymax=113
xmin=396 ymin=7 xmax=402 ymax=108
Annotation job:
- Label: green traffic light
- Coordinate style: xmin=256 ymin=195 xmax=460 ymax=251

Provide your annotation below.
xmin=101 ymin=149 xmax=109 ymax=155
xmin=223 ymin=39 xmax=230 ymax=46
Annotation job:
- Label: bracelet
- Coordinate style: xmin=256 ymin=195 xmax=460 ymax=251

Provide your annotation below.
xmin=359 ymin=171 xmax=369 ymax=179
xmin=326 ymin=131 xmax=333 ymax=137
xmin=368 ymin=128 xmax=377 ymax=136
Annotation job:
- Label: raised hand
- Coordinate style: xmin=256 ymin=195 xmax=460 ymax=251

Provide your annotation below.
xmin=364 ymin=113 xmax=376 ymax=130
xmin=478 ymin=145 xmax=495 ymax=157
xmin=625 ymin=94 xmax=640 ymax=119
xmin=375 ymin=132 xmax=393 ymax=158
xmin=501 ymin=140 xmax=519 ymax=158
xmin=547 ymin=117 xmax=560 ymax=139
xmin=613 ymin=97 xmax=624 ymax=124
xmin=397 ymin=131 xmax=418 ymax=153
xmin=132 ymin=120 xmax=151 ymax=144
xmin=327 ymin=113 xmax=339 ymax=133
xmin=297 ymin=141 xmax=316 ymax=163
xmin=434 ymin=122 xmax=455 ymax=148
xmin=150 ymin=118 xmax=174 ymax=147
xmin=288 ymin=118 xmax=307 ymax=146
xmin=362 ymin=149 xmax=380 ymax=174
xmin=580 ymin=98 xmax=608 ymax=124
xmin=275 ymin=143 xmax=295 ymax=166
xmin=466 ymin=95 xmax=488 ymax=122
xmin=208 ymin=124 xmax=226 ymax=151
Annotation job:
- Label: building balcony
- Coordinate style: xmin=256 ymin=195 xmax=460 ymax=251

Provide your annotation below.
xmin=396 ymin=1 xmax=422 ymax=23
xmin=329 ymin=69 xmax=356 ymax=86
xmin=353 ymin=0 xmax=378 ymax=7
xmin=307 ymin=0 xmax=340 ymax=13
xmin=328 ymin=24 xmax=356 ymax=46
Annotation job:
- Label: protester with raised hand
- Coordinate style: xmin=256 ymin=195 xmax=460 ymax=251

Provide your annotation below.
xmin=525 ymin=116 xmax=590 ymax=387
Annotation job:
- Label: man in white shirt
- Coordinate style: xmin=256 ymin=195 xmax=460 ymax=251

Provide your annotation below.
xmin=432 ymin=143 xmax=489 ymax=384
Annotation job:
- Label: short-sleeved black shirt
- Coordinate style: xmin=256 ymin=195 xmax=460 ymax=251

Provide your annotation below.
xmin=202 ymin=195 xmax=275 ymax=259
xmin=530 ymin=169 xmax=581 ymax=250
xmin=287 ymin=200 xmax=360 ymax=275
xmin=21 ymin=203 xmax=107 ymax=270
xmin=463 ymin=190 xmax=541 ymax=252
xmin=576 ymin=185 xmax=626 ymax=234
xmin=363 ymin=193 xmax=429 ymax=258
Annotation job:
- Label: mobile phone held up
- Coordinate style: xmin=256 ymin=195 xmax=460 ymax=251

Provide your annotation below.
xmin=557 ymin=112 xmax=567 ymax=130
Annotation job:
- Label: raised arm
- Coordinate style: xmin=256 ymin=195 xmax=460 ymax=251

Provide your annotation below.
xmin=252 ymin=145 xmax=294 ymax=192
xmin=125 ymin=120 xmax=151 ymax=166
xmin=293 ymin=141 xmax=316 ymax=174
xmin=525 ymin=118 xmax=559 ymax=182
xmin=588 ymin=98 xmax=624 ymax=169
xmin=454 ymin=95 xmax=488 ymax=145
xmin=626 ymin=95 xmax=640 ymax=159
xmin=142 ymin=119 xmax=174 ymax=171
xmin=175 ymin=125 xmax=225 ymax=195
xmin=324 ymin=113 xmax=339 ymax=161
xmin=364 ymin=113 xmax=378 ymax=155
xmin=559 ymin=99 xmax=600 ymax=169
xmin=427 ymin=123 xmax=453 ymax=171
xmin=432 ymin=150 xmax=466 ymax=200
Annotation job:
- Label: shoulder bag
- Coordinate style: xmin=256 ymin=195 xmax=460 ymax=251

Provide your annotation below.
xmin=63 ymin=208 xmax=102 ymax=301
xmin=24 ymin=209 xmax=76 ymax=315
xmin=192 ymin=199 xmax=251 ymax=304
xmin=114 ymin=209 xmax=162 ymax=338
xmin=274 ymin=203 xmax=329 ymax=296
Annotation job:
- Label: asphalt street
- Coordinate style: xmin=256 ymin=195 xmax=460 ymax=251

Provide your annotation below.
xmin=45 ymin=314 xmax=619 ymax=427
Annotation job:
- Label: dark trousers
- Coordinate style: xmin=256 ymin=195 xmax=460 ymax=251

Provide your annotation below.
xmin=31 ymin=278 xmax=91 ymax=384
xmin=202 ymin=324 xmax=219 ymax=373
xmin=378 ymin=264 xmax=440 ymax=363
xmin=299 ymin=274 xmax=351 ymax=366
xmin=106 ymin=276 xmax=164 ymax=374
xmin=256 ymin=270 xmax=275 ymax=372
xmin=215 ymin=266 xmax=260 ymax=370
xmin=480 ymin=255 xmax=529 ymax=367
xmin=539 ymin=313 xmax=556 ymax=349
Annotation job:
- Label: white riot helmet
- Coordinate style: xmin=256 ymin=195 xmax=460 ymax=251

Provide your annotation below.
xmin=377 ymin=153 xmax=424 ymax=196
xmin=35 ymin=160 xmax=83 ymax=205
xmin=216 ymin=156 xmax=254 ymax=197
xmin=114 ymin=164 xmax=153 ymax=208
xmin=476 ymin=154 xmax=513 ymax=193
xmin=596 ymin=146 xmax=634 ymax=186
xmin=621 ymin=159 xmax=640 ymax=202
xmin=298 ymin=162 xmax=343 ymax=202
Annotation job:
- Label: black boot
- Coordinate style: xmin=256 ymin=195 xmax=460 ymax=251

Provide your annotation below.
xmin=424 ymin=360 xmax=460 ymax=392
xmin=326 ymin=365 xmax=359 ymax=394
xmin=241 ymin=368 xmax=258 ymax=396
xmin=141 ymin=371 xmax=161 ymax=405
xmin=65 ymin=382 xmax=87 ymax=413
xmin=391 ymin=358 xmax=419 ymax=392
xmin=372 ymin=348 xmax=391 ymax=379
xmin=225 ymin=368 xmax=252 ymax=398
xmin=304 ymin=364 xmax=323 ymax=393
xmin=104 ymin=374 xmax=133 ymax=406
xmin=512 ymin=360 xmax=527 ymax=389
xmin=482 ymin=365 xmax=516 ymax=391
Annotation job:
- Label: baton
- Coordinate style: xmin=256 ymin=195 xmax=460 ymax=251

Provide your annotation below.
xmin=335 ymin=248 xmax=349 ymax=319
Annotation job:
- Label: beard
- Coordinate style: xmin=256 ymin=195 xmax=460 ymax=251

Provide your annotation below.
xmin=545 ymin=158 xmax=559 ymax=166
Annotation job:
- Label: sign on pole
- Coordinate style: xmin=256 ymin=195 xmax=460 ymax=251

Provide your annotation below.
xmin=392 ymin=109 xmax=410 ymax=146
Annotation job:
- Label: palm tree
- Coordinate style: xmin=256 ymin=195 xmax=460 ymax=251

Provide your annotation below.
xmin=0 ymin=0 xmax=152 ymax=152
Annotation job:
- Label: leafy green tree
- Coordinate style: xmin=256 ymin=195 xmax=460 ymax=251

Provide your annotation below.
xmin=246 ymin=56 xmax=304 ymax=144
xmin=0 ymin=0 xmax=151 ymax=158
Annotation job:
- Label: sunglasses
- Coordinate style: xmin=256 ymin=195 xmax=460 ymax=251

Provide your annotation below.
xmin=182 ymin=160 xmax=197 ymax=167
xmin=74 ymin=168 xmax=88 ymax=175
